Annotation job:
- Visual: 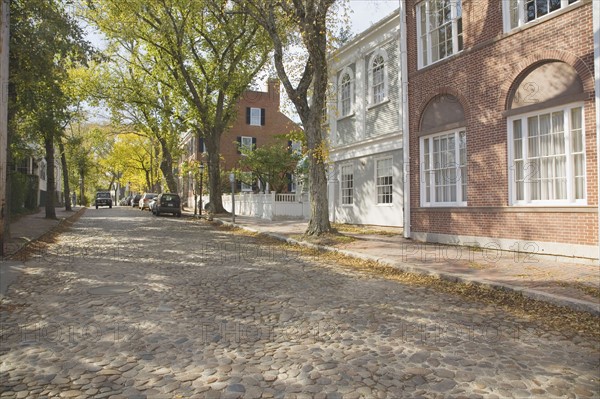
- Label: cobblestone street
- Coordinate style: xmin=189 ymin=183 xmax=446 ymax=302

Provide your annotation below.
xmin=1 ymin=208 xmax=598 ymax=398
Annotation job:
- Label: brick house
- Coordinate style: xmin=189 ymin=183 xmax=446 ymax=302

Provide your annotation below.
xmin=404 ymin=0 xmax=598 ymax=259
xmin=180 ymin=79 xmax=300 ymax=206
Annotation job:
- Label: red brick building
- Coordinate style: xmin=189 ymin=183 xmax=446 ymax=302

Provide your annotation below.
xmin=405 ymin=0 xmax=597 ymax=259
xmin=180 ymin=79 xmax=300 ymax=203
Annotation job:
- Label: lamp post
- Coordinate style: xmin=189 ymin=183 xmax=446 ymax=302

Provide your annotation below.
xmin=199 ymin=163 xmax=204 ymax=217
xmin=78 ymin=176 xmax=83 ymax=206
xmin=191 ymin=170 xmax=197 ymax=217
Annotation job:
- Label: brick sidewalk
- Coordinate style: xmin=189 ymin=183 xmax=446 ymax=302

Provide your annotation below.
xmin=199 ymin=212 xmax=599 ymax=315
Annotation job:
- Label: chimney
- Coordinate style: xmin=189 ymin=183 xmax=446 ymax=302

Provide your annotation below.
xmin=267 ymin=78 xmax=280 ymax=106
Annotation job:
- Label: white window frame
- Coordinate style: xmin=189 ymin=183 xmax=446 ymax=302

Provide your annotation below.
xmin=340 ymin=163 xmax=354 ymax=206
xmin=249 ymin=107 xmax=261 ymax=126
xmin=375 ymin=157 xmax=394 ymax=205
xmin=502 ymin=0 xmax=580 ymax=32
xmin=416 ymin=0 xmax=463 ymax=69
xmin=240 ymin=136 xmax=253 ymax=155
xmin=241 ymin=171 xmax=253 ymax=192
xmin=420 ymin=129 xmax=467 ymax=207
xmin=337 ymin=66 xmax=355 ymax=118
xmin=507 ymin=103 xmax=586 ymax=206
xmin=368 ymin=49 xmax=389 ymax=106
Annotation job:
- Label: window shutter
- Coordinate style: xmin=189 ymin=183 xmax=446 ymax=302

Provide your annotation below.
xmin=246 ymin=108 xmax=251 ymax=124
xmin=260 ymin=108 xmax=266 ymax=126
xmin=236 ymin=180 xmax=242 ymax=192
xmin=199 ymin=138 xmax=205 ymax=153
xmin=252 ymin=137 xmax=257 ymax=150
xmin=287 ymin=140 xmax=292 ymax=153
xmin=236 ymin=136 xmax=242 ymax=154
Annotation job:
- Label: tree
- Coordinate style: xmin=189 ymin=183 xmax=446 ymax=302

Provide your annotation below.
xmin=85 ymin=0 xmax=272 ymax=214
xmin=236 ymin=0 xmax=337 ymax=235
xmin=9 ymin=0 xmax=91 ymax=219
xmin=238 ymin=141 xmax=301 ymax=193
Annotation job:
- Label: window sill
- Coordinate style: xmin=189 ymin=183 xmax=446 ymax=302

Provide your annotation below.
xmin=337 ymin=112 xmax=356 ymax=122
xmin=417 ymin=50 xmax=463 ymax=72
xmin=340 ymin=204 xmax=354 ymax=208
xmin=502 ymin=0 xmax=587 ymax=35
xmin=376 ymin=203 xmax=394 ymax=207
xmin=420 ymin=203 xmax=468 ymax=208
xmin=367 ymin=99 xmax=390 ymax=110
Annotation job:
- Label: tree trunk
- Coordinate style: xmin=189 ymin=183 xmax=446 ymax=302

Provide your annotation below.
xmin=58 ymin=139 xmax=71 ymax=211
xmin=158 ymin=137 xmax=177 ymax=193
xmin=44 ymin=134 xmax=57 ymax=219
xmin=203 ymin=129 xmax=225 ymax=214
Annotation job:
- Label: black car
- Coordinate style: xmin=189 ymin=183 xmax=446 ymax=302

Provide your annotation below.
xmin=95 ymin=192 xmax=113 ymax=209
xmin=131 ymin=194 xmax=142 ymax=208
xmin=152 ymin=193 xmax=182 ymax=217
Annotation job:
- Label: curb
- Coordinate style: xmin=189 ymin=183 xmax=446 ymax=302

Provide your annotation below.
xmin=5 ymin=207 xmax=87 ymax=261
xmin=212 ymin=217 xmax=600 ymax=316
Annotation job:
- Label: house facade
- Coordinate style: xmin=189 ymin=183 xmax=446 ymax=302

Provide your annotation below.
xmin=327 ymin=11 xmax=405 ymax=227
xmin=404 ymin=0 xmax=598 ymax=259
xmin=180 ymin=79 xmax=300 ymax=206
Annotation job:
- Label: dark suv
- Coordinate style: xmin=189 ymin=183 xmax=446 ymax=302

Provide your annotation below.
xmin=152 ymin=193 xmax=182 ymax=217
xmin=95 ymin=191 xmax=113 ymax=209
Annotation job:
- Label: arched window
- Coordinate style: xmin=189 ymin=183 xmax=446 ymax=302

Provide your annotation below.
xmin=337 ymin=67 xmax=354 ymax=117
xmin=506 ymin=61 xmax=586 ymax=205
xmin=372 ymin=56 xmax=385 ymax=103
xmin=419 ymin=94 xmax=467 ymax=207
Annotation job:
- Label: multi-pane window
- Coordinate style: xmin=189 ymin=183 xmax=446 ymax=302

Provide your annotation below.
xmin=509 ymin=105 xmax=585 ymax=205
xmin=240 ymin=136 xmax=253 ymax=155
xmin=416 ymin=0 xmax=463 ymax=68
xmin=421 ymin=130 xmax=467 ymax=206
xmin=340 ymin=164 xmax=354 ymax=205
xmin=505 ymin=0 xmax=579 ymax=30
xmin=340 ymin=73 xmax=352 ymax=116
xmin=372 ymin=55 xmax=385 ymax=104
xmin=376 ymin=158 xmax=393 ymax=204
xmin=249 ymin=108 xmax=261 ymax=126
xmin=241 ymin=172 xmax=253 ymax=192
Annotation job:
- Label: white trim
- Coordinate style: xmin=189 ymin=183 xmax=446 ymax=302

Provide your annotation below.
xmin=340 ymin=162 xmax=354 ymax=207
xmin=330 ymin=132 xmax=403 ymax=161
xmin=502 ymin=0 xmax=581 ymax=32
xmin=337 ymin=66 xmax=355 ymax=118
xmin=375 ymin=155 xmax=394 ymax=205
xmin=399 ymin=1 xmax=411 ymax=239
xmin=411 ymin=231 xmax=599 ymax=262
xmin=367 ymin=48 xmax=389 ymax=106
xmin=507 ymin=102 xmax=587 ymax=206
xmin=416 ymin=0 xmax=463 ymax=69
xmin=249 ymin=107 xmax=261 ymax=126
xmin=420 ymin=128 xmax=467 ymax=207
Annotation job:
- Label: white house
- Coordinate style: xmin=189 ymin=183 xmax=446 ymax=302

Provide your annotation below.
xmin=327 ymin=9 xmax=405 ymax=227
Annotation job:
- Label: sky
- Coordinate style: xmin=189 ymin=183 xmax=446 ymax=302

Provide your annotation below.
xmin=348 ymin=0 xmax=399 ymax=34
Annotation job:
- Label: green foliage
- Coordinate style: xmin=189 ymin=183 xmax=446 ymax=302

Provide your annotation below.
xmin=85 ymin=0 xmax=273 ymax=211
xmin=238 ymin=141 xmax=301 ymax=193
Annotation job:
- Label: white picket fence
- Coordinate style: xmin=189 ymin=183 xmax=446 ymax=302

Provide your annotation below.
xmin=222 ymin=192 xmax=310 ymax=220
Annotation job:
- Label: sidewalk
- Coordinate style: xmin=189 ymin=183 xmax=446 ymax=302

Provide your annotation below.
xmin=192 ymin=211 xmax=599 ymax=315
xmin=1 ymin=207 xmax=86 ymax=297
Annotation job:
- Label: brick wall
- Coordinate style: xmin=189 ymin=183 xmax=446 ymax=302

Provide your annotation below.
xmin=218 ymin=79 xmax=300 ymax=171
xmin=406 ymin=0 xmax=597 ymax=247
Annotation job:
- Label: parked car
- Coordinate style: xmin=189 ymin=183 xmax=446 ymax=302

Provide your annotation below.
xmin=95 ymin=191 xmax=113 ymax=209
xmin=152 ymin=193 xmax=182 ymax=217
xmin=131 ymin=194 xmax=142 ymax=208
xmin=119 ymin=195 xmax=131 ymax=206
xmin=138 ymin=193 xmax=158 ymax=211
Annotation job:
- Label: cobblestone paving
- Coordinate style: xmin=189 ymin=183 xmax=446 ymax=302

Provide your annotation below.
xmin=1 ymin=208 xmax=599 ymax=399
